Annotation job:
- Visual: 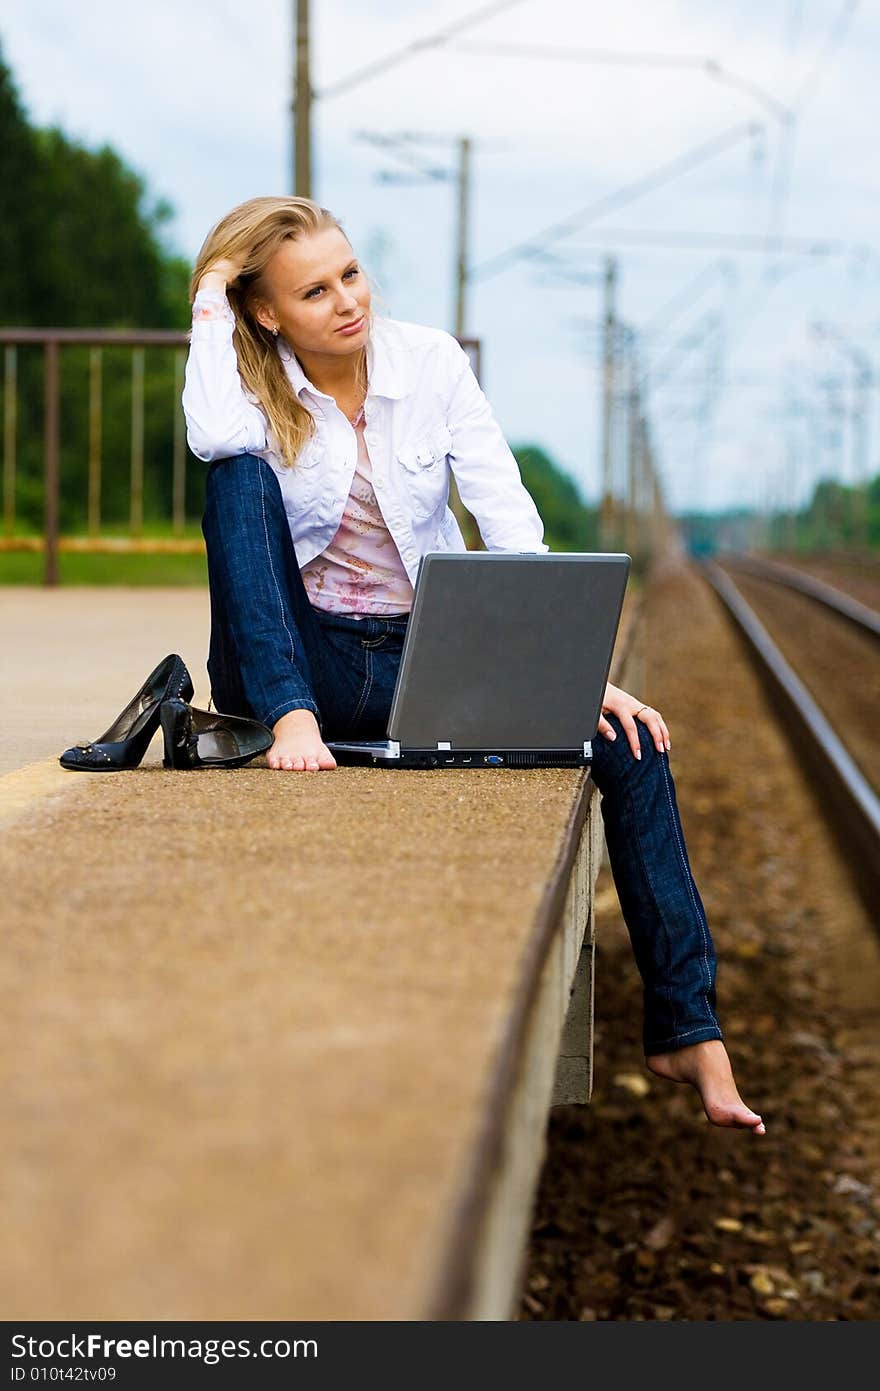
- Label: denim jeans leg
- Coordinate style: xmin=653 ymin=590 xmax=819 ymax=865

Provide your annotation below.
xmin=202 ymin=454 xmax=327 ymax=729
xmin=589 ymin=712 xmax=723 ymax=1056
xmin=312 ymin=613 xmax=409 ymax=740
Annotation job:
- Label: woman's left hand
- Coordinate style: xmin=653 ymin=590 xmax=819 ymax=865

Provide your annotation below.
xmin=598 ymin=682 xmax=671 ymax=759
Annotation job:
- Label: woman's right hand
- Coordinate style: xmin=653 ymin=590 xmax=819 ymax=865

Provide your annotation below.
xmin=197 ymin=254 xmax=248 ymax=296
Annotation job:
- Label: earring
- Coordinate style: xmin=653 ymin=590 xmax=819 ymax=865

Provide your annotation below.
xmin=271 ymin=326 xmax=279 ymax=337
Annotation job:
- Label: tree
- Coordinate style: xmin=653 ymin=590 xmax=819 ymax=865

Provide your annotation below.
xmin=0 ymin=49 xmax=41 ymax=322
xmin=512 ymin=445 xmax=599 ymax=552
xmin=0 ymin=41 xmax=198 ymax=531
xmin=1 ymin=42 xmax=190 ymax=330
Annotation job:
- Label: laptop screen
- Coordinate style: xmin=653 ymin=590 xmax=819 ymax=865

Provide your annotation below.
xmin=387 ymin=553 xmax=630 ymax=749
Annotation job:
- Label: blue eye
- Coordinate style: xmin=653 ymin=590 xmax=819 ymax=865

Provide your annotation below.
xmin=304 ymin=266 xmax=359 ymax=299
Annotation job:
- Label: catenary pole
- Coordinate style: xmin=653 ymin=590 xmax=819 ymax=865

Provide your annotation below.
xmin=294 ymin=0 xmax=312 ymax=196
xmin=454 ymin=137 xmax=471 ymax=339
xmin=599 ymin=257 xmax=617 ymax=551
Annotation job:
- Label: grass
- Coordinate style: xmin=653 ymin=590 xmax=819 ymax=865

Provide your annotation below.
xmin=0 ymin=529 xmax=646 ymax=588
xmin=0 ymin=550 xmax=208 ymax=585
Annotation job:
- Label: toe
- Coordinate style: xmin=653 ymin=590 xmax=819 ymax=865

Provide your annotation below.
xmin=706 ymin=1100 xmax=764 ymax=1130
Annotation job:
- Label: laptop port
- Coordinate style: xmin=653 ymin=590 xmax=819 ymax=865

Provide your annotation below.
xmin=484 ymin=754 xmax=504 ymax=765
xmin=461 ymin=756 xmax=472 ymax=764
xmin=443 ymin=757 xmax=455 ymax=764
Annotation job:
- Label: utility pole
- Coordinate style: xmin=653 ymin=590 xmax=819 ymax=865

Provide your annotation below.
xmin=357 ymin=129 xmax=473 ymax=340
xmin=785 ymin=430 xmax=799 ymax=553
xmin=351 ymin=129 xmax=481 ymax=545
xmin=454 ymin=137 xmax=471 ymax=338
xmin=599 ymin=257 xmax=617 ymax=551
xmin=452 ymin=135 xmax=474 ymax=544
xmin=812 ymin=322 xmax=875 ymax=551
xmin=625 ymin=387 xmax=640 ymax=565
xmin=851 ymin=364 xmax=871 ymax=552
xmin=293 ymin=0 xmax=312 ymax=196
xmin=640 ymin=420 xmax=654 ymax=563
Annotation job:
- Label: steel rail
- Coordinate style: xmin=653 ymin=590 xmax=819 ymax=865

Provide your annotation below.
xmin=720 ymin=552 xmax=880 ymax=642
xmin=702 ymin=560 xmax=880 ymax=917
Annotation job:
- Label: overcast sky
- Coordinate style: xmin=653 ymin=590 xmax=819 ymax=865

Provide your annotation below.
xmin=3 ymin=0 xmax=878 ymax=513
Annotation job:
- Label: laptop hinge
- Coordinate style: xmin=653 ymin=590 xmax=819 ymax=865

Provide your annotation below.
xmin=437 ymin=741 xmax=451 ymax=750
xmin=388 ymin=740 xmax=401 ymax=757
xmin=583 ymin=741 xmax=592 ymax=758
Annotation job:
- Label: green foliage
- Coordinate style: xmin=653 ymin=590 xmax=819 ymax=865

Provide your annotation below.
xmin=0 ymin=56 xmax=41 ymax=322
xmin=0 ymin=42 xmax=198 ymax=536
xmin=678 ymin=474 xmax=880 ymax=556
xmin=0 ymin=46 xmax=189 ymax=330
xmin=512 ymin=444 xmax=599 ymax=552
xmin=0 ymin=548 xmax=208 ymax=586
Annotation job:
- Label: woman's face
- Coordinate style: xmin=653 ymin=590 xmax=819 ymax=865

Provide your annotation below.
xmin=253 ymin=226 xmax=371 ymax=357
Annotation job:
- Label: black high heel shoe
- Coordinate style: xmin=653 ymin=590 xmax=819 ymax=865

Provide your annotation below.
xmin=160 ymin=698 xmax=273 ymax=770
xmin=59 ymin=654 xmax=194 ymax=772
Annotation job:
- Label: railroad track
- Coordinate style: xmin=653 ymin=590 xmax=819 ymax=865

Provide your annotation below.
xmin=701 ymin=558 xmax=880 ymax=917
xmin=718 ymin=552 xmax=880 ymax=642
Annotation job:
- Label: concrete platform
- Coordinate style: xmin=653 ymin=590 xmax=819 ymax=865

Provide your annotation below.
xmin=1 ymin=585 xmax=636 ymax=1319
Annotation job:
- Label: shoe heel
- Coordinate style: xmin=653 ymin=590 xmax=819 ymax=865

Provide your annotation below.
xmin=160 ymin=698 xmax=189 ymax=769
xmin=160 ymin=699 xmax=272 ymax=770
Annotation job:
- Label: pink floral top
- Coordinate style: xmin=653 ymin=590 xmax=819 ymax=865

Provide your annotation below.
xmin=301 ymin=403 xmax=414 ymax=616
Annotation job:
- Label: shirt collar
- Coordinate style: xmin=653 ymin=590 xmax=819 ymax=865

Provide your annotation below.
xmin=277 ymin=315 xmax=412 ymax=405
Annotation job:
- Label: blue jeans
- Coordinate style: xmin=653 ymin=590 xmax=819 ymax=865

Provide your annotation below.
xmin=202 ymin=454 xmax=723 ymax=1056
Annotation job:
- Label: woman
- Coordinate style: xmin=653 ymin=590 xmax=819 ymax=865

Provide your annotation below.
xmin=183 ymin=195 xmax=764 ymax=1135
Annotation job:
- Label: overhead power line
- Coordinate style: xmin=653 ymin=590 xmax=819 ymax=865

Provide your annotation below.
xmin=469 ymin=122 xmax=762 ymax=281
xmin=765 ymin=0 xmax=861 ymax=251
xmin=639 ymin=311 xmax=724 ymax=395
xmin=452 ymin=41 xmax=794 ymax=122
xmin=315 ymin=0 xmax=528 ymax=99
xmin=792 ymin=0 xmax=861 ymax=110
xmin=354 ymin=130 xmax=453 ymax=182
xmin=640 ymin=260 xmax=736 ymax=340
xmin=521 ymin=246 xmax=605 ymax=287
xmin=559 ymin=228 xmax=874 ymax=260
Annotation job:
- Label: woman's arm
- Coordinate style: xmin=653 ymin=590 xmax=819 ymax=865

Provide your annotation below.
xmin=443 ymin=339 xmax=549 ymax=553
xmin=182 ymin=262 xmax=270 ymax=462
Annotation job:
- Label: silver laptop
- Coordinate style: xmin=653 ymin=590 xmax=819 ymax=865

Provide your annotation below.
xmin=326 ymin=551 xmax=630 ymax=769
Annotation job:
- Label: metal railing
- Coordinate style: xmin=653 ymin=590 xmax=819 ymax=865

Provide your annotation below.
xmin=0 ymin=328 xmax=483 ymax=585
xmin=1 ymin=329 xmax=192 ymax=584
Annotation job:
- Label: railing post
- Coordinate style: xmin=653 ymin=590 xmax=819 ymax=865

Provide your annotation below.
xmin=173 ymin=349 xmax=186 ymax=536
xmin=3 ymin=346 xmax=17 ymax=537
xmin=88 ymin=347 xmax=102 ymax=536
xmin=130 ymin=347 xmax=145 ymax=538
xmin=43 ymin=339 xmax=60 ymax=586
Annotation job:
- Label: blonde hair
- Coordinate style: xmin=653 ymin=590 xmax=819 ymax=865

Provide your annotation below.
xmin=189 ymin=196 xmax=371 ymax=469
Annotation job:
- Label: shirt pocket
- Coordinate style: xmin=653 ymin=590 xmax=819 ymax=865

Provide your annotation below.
xmin=278 ymin=435 xmax=325 ymax=530
xmin=396 ymin=423 xmax=453 ymax=519
xmin=295 ymin=435 xmax=325 ymax=470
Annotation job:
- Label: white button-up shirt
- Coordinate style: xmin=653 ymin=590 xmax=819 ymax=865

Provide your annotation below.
xmin=182 ymin=292 xmax=548 ymax=585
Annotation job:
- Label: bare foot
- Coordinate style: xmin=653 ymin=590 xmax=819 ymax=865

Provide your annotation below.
xmin=646 ymin=1039 xmax=765 ymax=1134
xmin=267 ymin=709 xmax=337 ymax=772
